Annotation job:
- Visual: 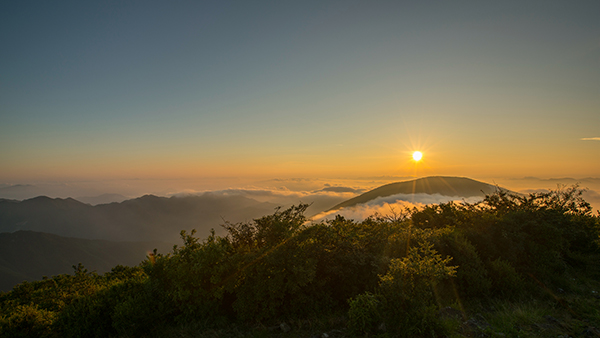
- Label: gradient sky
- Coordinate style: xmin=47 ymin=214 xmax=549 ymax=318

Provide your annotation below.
xmin=1 ymin=0 xmax=599 ymax=184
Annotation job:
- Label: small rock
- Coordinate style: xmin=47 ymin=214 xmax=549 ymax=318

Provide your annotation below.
xmin=545 ymin=315 xmax=559 ymax=324
xmin=462 ymin=314 xmax=491 ymax=337
xmin=439 ymin=306 xmax=464 ymax=320
xmin=583 ymin=326 xmax=600 ymax=337
xmin=280 ymin=322 xmax=291 ymax=333
xmin=321 ymin=333 xmax=329 ymax=338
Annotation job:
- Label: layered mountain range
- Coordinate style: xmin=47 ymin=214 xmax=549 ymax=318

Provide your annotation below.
xmin=0 ymin=176 xmax=504 ymax=291
xmin=0 ymin=194 xmax=278 ymax=243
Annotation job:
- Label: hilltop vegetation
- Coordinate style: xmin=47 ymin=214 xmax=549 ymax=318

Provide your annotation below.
xmin=1 ymin=186 xmax=599 ymax=337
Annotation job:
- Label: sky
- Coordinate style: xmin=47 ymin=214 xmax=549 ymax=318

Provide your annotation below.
xmin=1 ymin=0 xmax=599 ymax=190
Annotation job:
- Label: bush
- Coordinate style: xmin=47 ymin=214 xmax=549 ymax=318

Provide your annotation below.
xmin=347 ymin=292 xmax=382 ymax=335
xmin=110 ymin=277 xmax=163 ymax=337
xmin=230 ymin=227 xmax=324 ymax=321
xmin=53 ymin=266 xmax=148 ymax=338
xmin=487 ymin=258 xmax=524 ymax=297
xmin=0 ymin=304 xmax=55 ymax=338
xmin=155 ymin=230 xmax=235 ymax=323
xmin=378 ymin=244 xmax=456 ymax=337
xmin=435 ymin=231 xmax=491 ymax=297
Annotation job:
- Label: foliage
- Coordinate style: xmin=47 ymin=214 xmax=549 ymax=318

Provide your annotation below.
xmin=378 ymin=244 xmax=457 ymax=337
xmin=347 ymin=292 xmax=381 ymax=335
xmin=0 ymin=304 xmax=55 ymax=338
xmin=434 ymin=230 xmax=492 ymax=297
xmin=0 ymin=186 xmax=598 ymax=337
xmin=486 ymin=257 xmax=525 ymax=298
xmin=53 ymin=266 xmax=147 ymax=338
xmin=0 ymin=264 xmax=146 ymax=338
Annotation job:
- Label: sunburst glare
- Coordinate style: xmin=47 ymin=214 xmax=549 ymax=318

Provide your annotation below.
xmin=412 ymin=151 xmax=423 ymax=162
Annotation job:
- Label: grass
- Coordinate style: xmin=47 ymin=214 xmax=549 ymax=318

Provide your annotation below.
xmin=461 ymin=269 xmax=600 ymax=338
xmin=146 ymin=275 xmax=600 ymax=338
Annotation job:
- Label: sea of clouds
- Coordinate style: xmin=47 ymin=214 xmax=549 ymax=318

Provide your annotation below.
xmin=1 ymin=177 xmax=598 ymax=217
xmin=310 ymin=193 xmax=486 ymax=222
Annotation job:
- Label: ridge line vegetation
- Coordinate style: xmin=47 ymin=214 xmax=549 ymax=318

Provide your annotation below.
xmin=1 ymin=186 xmax=599 ymax=337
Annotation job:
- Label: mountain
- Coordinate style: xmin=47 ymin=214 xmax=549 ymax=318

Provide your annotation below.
xmin=75 ymin=193 xmax=129 ymax=205
xmin=0 ymin=183 xmax=102 ymax=201
xmin=0 ymin=230 xmax=172 ymax=291
xmin=329 ymin=176 xmax=500 ymax=211
xmin=0 ymin=184 xmax=41 ymax=200
xmin=0 ymin=193 xmax=279 ymax=244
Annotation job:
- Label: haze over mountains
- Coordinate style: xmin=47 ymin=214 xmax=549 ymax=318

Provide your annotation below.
xmin=1 ymin=176 xmax=596 ymax=291
xmin=0 ymin=231 xmax=171 ymax=291
xmin=0 ymin=193 xmax=288 ymax=291
xmin=0 ymin=194 xmax=279 ymax=243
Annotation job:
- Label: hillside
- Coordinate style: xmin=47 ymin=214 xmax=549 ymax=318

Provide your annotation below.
xmin=0 ymin=194 xmax=279 ymax=243
xmin=75 ymin=193 xmax=129 ymax=205
xmin=329 ymin=176 xmax=501 ymax=211
xmin=0 ymin=230 xmax=171 ymax=291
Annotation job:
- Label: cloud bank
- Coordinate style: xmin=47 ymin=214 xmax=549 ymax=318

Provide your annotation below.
xmin=581 ymin=137 xmax=600 ymax=141
xmin=171 ymin=187 xmax=360 ymax=217
xmin=311 ymin=193 xmax=486 ymax=222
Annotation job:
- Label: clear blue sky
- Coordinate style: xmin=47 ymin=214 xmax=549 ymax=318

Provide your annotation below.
xmin=1 ymin=0 xmax=599 ymax=182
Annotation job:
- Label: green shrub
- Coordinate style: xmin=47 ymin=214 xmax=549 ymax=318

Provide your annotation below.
xmin=110 ymin=277 xmax=164 ymax=337
xmin=347 ymin=292 xmax=382 ymax=335
xmin=435 ymin=231 xmax=491 ymax=297
xmin=487 ymin=258 xmax=525 ymax=297
xmin=230 ymin=230 xmax=323 ymax=321
xmin=0 ymin=304 xmax=55 ymax=338
xmin=378 ymin=243 xmax=456 ymax=337
xmin=53 ymin=266 xmax=148 ymax=338
xmin=315 ymin=216 xmax=394 ymax=308
xmin=385 ymin=225 xmax=451 ymax=259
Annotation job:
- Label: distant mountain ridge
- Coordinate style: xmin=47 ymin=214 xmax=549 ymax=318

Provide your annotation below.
xmin=329 ymin=176 xmax=501 ymax=211
xmin=75 ymin=193 xmax=129 ymax=205
xmin=0 ymin=193 xmax=279 ymax=244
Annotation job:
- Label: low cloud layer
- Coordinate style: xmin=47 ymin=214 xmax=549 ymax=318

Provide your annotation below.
xmin=581 ymin=137 xmax=600 ymax=141
xmin=174 ymin=188 xmax=358 ymax=217
xmin=311 ymin=193 xmax=485 ymax=222
xmin=2 ymin=177 xmax=598 ymax=216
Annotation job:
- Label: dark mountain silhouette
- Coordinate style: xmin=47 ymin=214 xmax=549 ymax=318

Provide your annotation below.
xmin=316 ymin=186 xmax=365 ymax=194
xmin=75 ymin=193 xmax=129 ymax=205
xmin=0 ymin=183 xmax=85 ymax=201
xmin=0 ymin=230 xmax=172 ymax=291
xmin=0 ymin=194 xmax=279 ymax=244
xmin=329 ymin=176 xmax=501 ymax=211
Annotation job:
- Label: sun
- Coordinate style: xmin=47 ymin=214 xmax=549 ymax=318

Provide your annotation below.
xmin=412 ymin=151 xmax=423 ymax=161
